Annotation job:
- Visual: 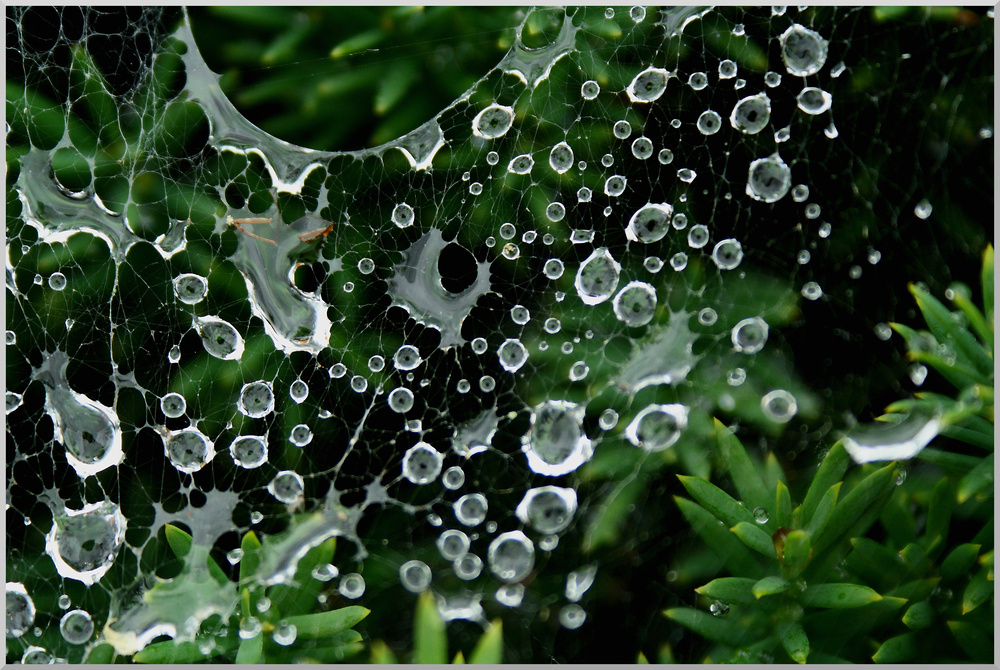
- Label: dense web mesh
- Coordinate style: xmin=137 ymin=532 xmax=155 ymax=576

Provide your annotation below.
xmin=5 ymin=5 xmax=993 ymax=663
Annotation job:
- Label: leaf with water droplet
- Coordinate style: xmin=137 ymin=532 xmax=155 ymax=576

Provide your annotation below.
xmin=810 ymin=463 xmax=896 ymax=556
xmin=133 ymin=639 xmax=228 ymax=664
xmin=284 ymin=606 xmax=369 ymax=639
xmin=268 ymin=536 xmax=335 ymax=618
xmin=801 ymin=583 xmax=883 ymax=608
xmin=234 ymin=629 xmax=263 ymax=664
xmin=662 ymin=607 xmax=752 ymax=646
xmin=674 ymin=497 xmax=764 ymax=579
xmin=961 ymin=567 xmax=991 ymax=615
xmin=239 ymin=531 xmax=262 ymax=587
xmin=947 ymin=282 xmax=993 ymax=354
xmin=694 ymin=577 xmax=756 ymax=605
xmin=677 ymin=475 xmax=756 ymax=528
xmin=799 ymin=442 xmax=849 ymax=523
xmin=84 ymin=643 xmax=115 ymax=664
xmin=714 ymin=419 xmax=771 ymax=528
xmin=908 ymin=283 xmax=993 ymax=381
xmin=871 ymin=631 xmax=916 ymax=663
xmin=803 ymin=482 xmax=840 ymax=538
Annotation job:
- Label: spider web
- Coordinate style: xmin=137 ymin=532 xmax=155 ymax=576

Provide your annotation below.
xmin=5 ymin=5 xmax=993 ymax=663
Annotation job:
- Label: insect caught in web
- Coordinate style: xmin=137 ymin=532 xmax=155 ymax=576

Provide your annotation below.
xmin=227 ymin=215 xmax=277 ymax=245
xmin=296 ymin=219 xmax=336 ymax=243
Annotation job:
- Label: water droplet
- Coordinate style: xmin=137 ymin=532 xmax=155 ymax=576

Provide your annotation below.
xmin=471 ymin=337 xmax=488 ymax=354
xmin=273 ymin=622 xmax=297 ymax=646
xmin=539 ymin=535 xmax=560 ymax=551
xmin=697 ymin=307 xmax=718 ymax=326
xmin=549 ymin=142 xmax=575 ymax=174
xmin=400 ymin=560 xmax=433 ymax=592
xmin=580 ymin=80 xmax=600 ymax=100
xmin=842 ymin=412 xmax=941 ymax=464
xmin=250 ymin=511 xmax=264 ymax=525
xmin=508 ymin=154 xmax=534 ymax=175
xmin=710 ymin=600 xmax=730 ymax=616
xmin=48 ymin=271 xmax=67 ymax=291
xmin=613 ymin=120 xmax=632 ymax=139
xmin=801 ymin=281 xmax=823 ymax=301
xmin=437 ymin=529 xmax=471 ymax=560
xmin=658 ymin=148 xmax=674 ymax=164
xmin=472 ymin=103 xmax=514 ymax=139
xmin=747 ymin=155 xmax=792 ymax=203
xmin=402 ymin=442 xmax=443 ymax=484
xmin=268 ymin=471 xmax=304 ymax=504
xmin=488 ymin=530 xmax=535 ymax=582
xmin=644 ymin=256 xmax=663 ymax=273
xmin=612 ymin=281 xmax=657 ymax=327
xmin=239 ymin=616 xmax=262 ymax=640
xmin=626 ymin=203 xmax=673 ymax=244
xmin=718 ymin=59 xmax=737 ymax=79
xmin=392 ymin=203 xmax=415 ymax=228
xmin=486 ymin=151 xmax=499 ymax=165
xmin=164 ymin=427 xmax=215 ymax=473
xmin=289 ymin=380 xmax=309 ymax=403
xmin=875 ymin=323 xmax=892 ymax=341
xmin=238 ymin=381 xmax=274 ymax=418
xmin=515 ymin=486 xmax=578 ymax=534
xmin=173 ymin=273 xmax=208 ymax=304
xmin=575 ymin=248 xmax=621 ymax=305
xmin=732 ymin=317 xmax=769 ymax=354
xmin=21 ymin=647 xmax=51 ymax=664
xmin=312 ymin=563 xmax=339 ymax=582
xmin=196 ymin=316 xmax=244 ymax=360
xmin=626 ymin=404 xmax=689 ymax=452
xmin=730 ymin=94 xmax=771 ymax=134
xmin=7 ymin=583 xmax=35 ymax=637
xmin=559 ymin=604 xmax=587 ymax=629
xmin=289 ymin=424 xmax=313 ymax=447
xmin=546 ymin=202 xmax=566 ymax=222
xmin=603 ymin=175 xmax=627 ymax=197
xmin=568 ymin=361 xmax=589 ymax=381
xmin=351 ymin=375 xmax=368 ymax=393
xmin=797 ymin=87 xmax=833 ymax=115
xmin=231 ymin=435 xmax=268 ymax=469
xmin=168 ymin=345 xmax=181 ymax=364
xmin=454 ymin=553 xmax=483 ymax=580
xmin=761 ymin=389 xmax=798 ymax=423
xmin=780 ymin=24 xmax=828 ymax=77
xmin=565 ymin=565 xmax=597 ymax=602
xmin=522 ymin=400 xmax=593 ymax=476
xmin=687 ymin=224 xmax=710 ymax=249
xmin=914 ymin=199 xmax=933 ymax=219
xmin=388 ymin=387 xmax=415 ymax=414
xmin=765 ymin=71 xmax=782 ymax=87
xmin=57 ymin=595 xmax=71 ymax=610
xmin=792 ymin=184 xmax=810 ymax=202
xmin=753 ymin=507 xmax=769 ymax=523
xmin=45 ymin=502 xmax=125 ymax=586
xmin=496 ymin=584 xmax=525 ymax=607
xmin=57 ymin=609 xmax=93 ymax=644
xmin=688 ymin=71 xmax=708 ymax=90
xmin=697 ymin=110 xmax=722 ymax=135
xmin=160 ymin=392 xmax=186 ymax=418
xmin=7 ymin=391 xmax=23 ymax=414
xmin=498 ymin=338 xmax=529 ymax=372
xmin=626 ymin=67 xmax=669 ymax=103
xmin=711 ymin=238 xmax=744 ymax=270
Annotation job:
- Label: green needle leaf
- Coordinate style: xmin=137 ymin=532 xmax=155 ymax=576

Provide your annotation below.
xmin=947 ymin=620 xmax=993 ymax=662
xmin=84 ymin=643 xmax=115 ymax=664
xmin=731 ymin=521 xmax=777 ymax=558
xmin=781 ymin=529 xmax=812 ymax=572
xmin=801 ymin=583 xmax=883 ymax=608
xmin=811 ymin=463 xmax=896 ymax=555
xmin=961 ymin=567 xmax=992 ymax=614
xmin=694 ymin=577 xmax=757 ymax=605
xmin=663 ymin=607 xmax=752 ymax=646
xmin=872 ymin=631 xmax=917 ymax=663
xmin=675 ymin=496 xmax=764 ymax=578
xmin=777 ymin=621 xmax=809 ymax=664
xmin=957 ymin=452 xmax=994 ymax=503
xmin=803 ymin=481 xmax=841 ymax=538
xmin=714 ymin=418 xmax=772 ymax=521
xmin=284 ymin=606 xmax=370 ymax=639
xmin=468 ymin=620 xmax=503 ymax=664
xmin=775 ymin=480 xmax=792 ymax=529
xmin=370 ymin=640 xmax=398 ymax=664
xmin=909 ymin=282 xmax=994 ymax=379
xmin=940 ymin=543 xmax=981 ymax=581
xmin=239 ymin=531 xmax=262 ymax=586
xmin=414 ymin=590 xmax=448 ymax=664
xmin=800 ymin=442 xmax=850 ymax=521
xmin=677 ymin=475 xmax=756 ymax=527
xmin=235 ymin=631 xmax=263 ymax=664
xmin=133 ymin=640 xmax=225 ymax=664
xmin=753 ymin=575 xmax=792 ymax=599
xmin=901 ymin=600 xmax=935 ymax=630
xmin=163 ymin=524 xmax=229 ymax=584
xmin=981 ymin=244 xmax=993 ymax=324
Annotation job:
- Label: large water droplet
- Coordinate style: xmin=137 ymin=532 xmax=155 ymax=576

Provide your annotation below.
xmin=625 ymin=404 xmax=689 ymax=452
xmin=6 ymin=583 xmax=35 ymax=637
xmin=842 ymin=412 xmax=941 ymax=464
xmin=160 ymin=392 xmax=186 ymax=419
xmin=402 ymin=442 xmax=444 ymax=484
xmin=612 ymin=281 xmax=658 ymax=327
xmin=230 ymin=435 xmax=268 ymax=469
xmin=454 ymin=493 xmax=488 ymax=526
xmin=522 ymin=400 xmax=593 ymax=476
xmin=780 ymin=24 xmax=829 ymax=77
xmin=626 ymin=67 xmax=669 ymax=103
xmin=574 ymin=248 xmax=621 ymax=305
xmin=761 ymin=389 xmax=798 ymax=423
xmin=498 ymin=338 xmax=529 ymax=373
xmin=196 ymin=316 xmax=244 ymax=360
xmin=44 ymin=501 xmax=126 ymax=586
xmin=747 ymin=155 xmax=792 ymax=203
xmin=437 ymin=529 xmax=471 ymax=560
xmin=797 ymin=87 xmax=833 ymax=115
xmin=626 ymin=203 xmax=673 ymax=244
xmin=732 ymin=317 xmax=769 ymax=353
xmin=59 ymin=609 xmax=94 ymax=644
xmin=549 ymin=141 xmax=575 ymax=173
xmin=163 ymin=427 xmax=215 ymax=473
xmin=268 ymin=470 xmax=304 ymax=504
xmin=487 ymin=530 xmax=535 ymax=582
xmin=238 ymin=381 xmax=274 ymax=418
xmin=730 ymin=94 xmax=771 ymax=134
xmin=515 ymin=486 xmax=578 ymax=533
xmin=173 ymin=273 xmax=208 ymax=305
xmin=400 ymin=560 xmax=433 ymax=593
xmin=472 ymin=104 xmax=515 ymax=139
xmin=565 ymin=565 xmax=597 ymax=602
